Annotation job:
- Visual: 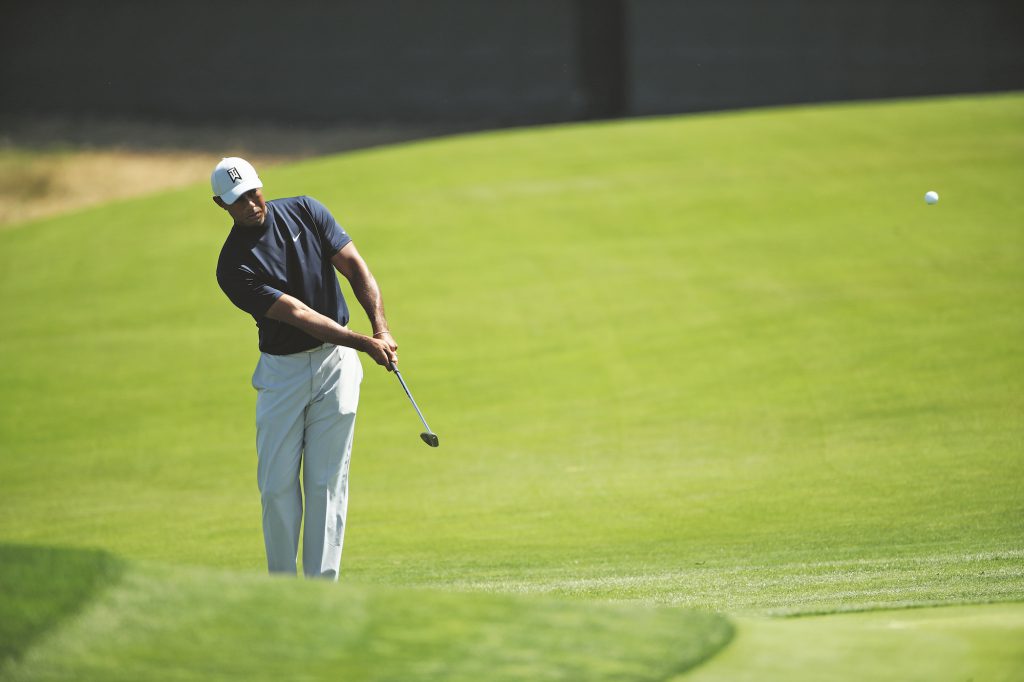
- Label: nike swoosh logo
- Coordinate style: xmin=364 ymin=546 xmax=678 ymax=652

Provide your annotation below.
xmin=289 ymin=231 xmax=301 ymax=242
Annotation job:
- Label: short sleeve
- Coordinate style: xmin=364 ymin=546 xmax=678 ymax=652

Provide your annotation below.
xmin=217 ymin=261 xmax=283 ymax=319
xmin=305 ymin=196 xmax=351 ymax=254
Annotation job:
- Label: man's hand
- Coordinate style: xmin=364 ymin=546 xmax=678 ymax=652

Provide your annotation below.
xmin=363 ymin=332 xmax=398 ymax=370
xmin=375 ymin=331 xmax=398 ymax=359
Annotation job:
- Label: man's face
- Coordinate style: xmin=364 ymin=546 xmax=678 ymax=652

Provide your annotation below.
xmin=214 ymin=188 xmax=267 ymax=227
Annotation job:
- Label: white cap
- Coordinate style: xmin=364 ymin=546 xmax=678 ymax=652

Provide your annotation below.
xmin=211 ymin=157 xmax=262 ymax=205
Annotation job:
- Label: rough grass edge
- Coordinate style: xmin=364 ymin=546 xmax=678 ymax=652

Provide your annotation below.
xmin=0 ymin=544 xmax=125 ymax=666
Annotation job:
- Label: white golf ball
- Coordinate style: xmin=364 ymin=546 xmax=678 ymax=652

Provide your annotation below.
xmin=925 ymin=191 xmax=939 ymax=205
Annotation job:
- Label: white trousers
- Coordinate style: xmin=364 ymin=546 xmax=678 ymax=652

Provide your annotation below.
xmin=251 ymin=343 xmax=363 ymax=579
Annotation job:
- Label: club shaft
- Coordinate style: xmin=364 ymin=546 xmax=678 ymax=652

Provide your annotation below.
xmin=390 ymin=363 xmax=434 ymax=434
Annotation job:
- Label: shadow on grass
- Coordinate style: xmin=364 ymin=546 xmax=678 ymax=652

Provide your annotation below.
xmin=0 ymin=544 xmax=124 ymax=664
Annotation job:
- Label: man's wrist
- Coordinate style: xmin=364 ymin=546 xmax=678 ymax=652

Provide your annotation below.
xmin=372 ymin=329 xmax=391 ymax=338
xmin=350 ymin=334 xmax=374 ymax=352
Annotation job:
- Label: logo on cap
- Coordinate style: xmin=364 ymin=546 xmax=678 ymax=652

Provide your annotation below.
xmin=227 ymin=167 xmax=242 ymax=183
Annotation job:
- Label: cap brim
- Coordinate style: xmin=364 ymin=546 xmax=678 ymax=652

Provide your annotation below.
xmin=219 ymin=178 xmax=263 ymax=205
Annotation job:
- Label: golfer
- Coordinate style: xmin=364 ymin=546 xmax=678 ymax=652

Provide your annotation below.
xmin=212 ymin=157 xmax=397 ymax=579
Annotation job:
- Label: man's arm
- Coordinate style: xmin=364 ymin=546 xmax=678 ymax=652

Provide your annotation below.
xmin=265 ymin=293 xmax=396 ymax=368
xmin=331 ymin=242 xmax=399 ymax=360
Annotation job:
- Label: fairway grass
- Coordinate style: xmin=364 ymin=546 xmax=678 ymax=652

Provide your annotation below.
xmin=1 ymin=93 xmax=1022 ymax=676
xmin=423 ymin=548 xmax=1024 ymax=615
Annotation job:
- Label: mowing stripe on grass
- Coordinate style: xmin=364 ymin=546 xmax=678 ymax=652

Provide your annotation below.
xmin=413 ymin=549 xmax=1024 ymax=615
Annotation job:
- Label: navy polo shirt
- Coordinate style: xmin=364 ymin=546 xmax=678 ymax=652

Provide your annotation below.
xmin=217 ymin=196 xmax=352 ymax=355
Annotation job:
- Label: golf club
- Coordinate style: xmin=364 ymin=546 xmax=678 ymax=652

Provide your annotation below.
xmin=388 ymin=362 xmax=439 ymax=447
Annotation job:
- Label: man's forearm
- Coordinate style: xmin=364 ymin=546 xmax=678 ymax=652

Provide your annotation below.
xmin=297 ymin=308 xmax=370 ymax=349
xmin=344 ymin=263 xmax=389 ymax=333
xmin=328 ymin=244 xmax=398 ymax=368
xmin=266 ymin=295 xmax=371 ymax=351
xmin=265 ymin=293 xmax=395 ymax=367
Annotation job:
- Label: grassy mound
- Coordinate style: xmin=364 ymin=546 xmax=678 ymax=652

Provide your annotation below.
xmin=1 ymin=547 xmax=732 ymax=682
xmin=0 ymin=545 xmax=122 ymax=663
xmin=0 ymin=93 xmax=1021 ymax=623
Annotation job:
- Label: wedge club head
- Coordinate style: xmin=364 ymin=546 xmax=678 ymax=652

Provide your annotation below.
xmin=389 ymin=362 xmax=439 ymax=448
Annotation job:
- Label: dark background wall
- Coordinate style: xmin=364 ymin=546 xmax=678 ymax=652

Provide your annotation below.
xmin=1 ymin=0 xmax=1021 ymax=127
xmin=627 ymin=0 xmax=1024 ymax=114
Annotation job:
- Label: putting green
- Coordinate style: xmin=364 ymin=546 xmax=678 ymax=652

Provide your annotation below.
xmin=685 ymin=603 xmax=1024 ymax=682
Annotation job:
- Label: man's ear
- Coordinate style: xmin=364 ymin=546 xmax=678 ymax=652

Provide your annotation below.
xmin=213 ymin=196 xmax=227 ymax=209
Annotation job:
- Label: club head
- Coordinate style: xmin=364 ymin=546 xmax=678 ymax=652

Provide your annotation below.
xmin=420 ymin=432 xmax=440 ymax=448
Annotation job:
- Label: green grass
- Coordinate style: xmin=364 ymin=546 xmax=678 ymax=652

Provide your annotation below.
xmin=0 ymin=545 xmax=122 ymax=664
xmin=0 ymin=93 xmax=1022 ymax=678
xmin=0 ymin=545 xmax=732 ymax=682
xmin=688 ymin=603 xmax=1024 ymax=682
